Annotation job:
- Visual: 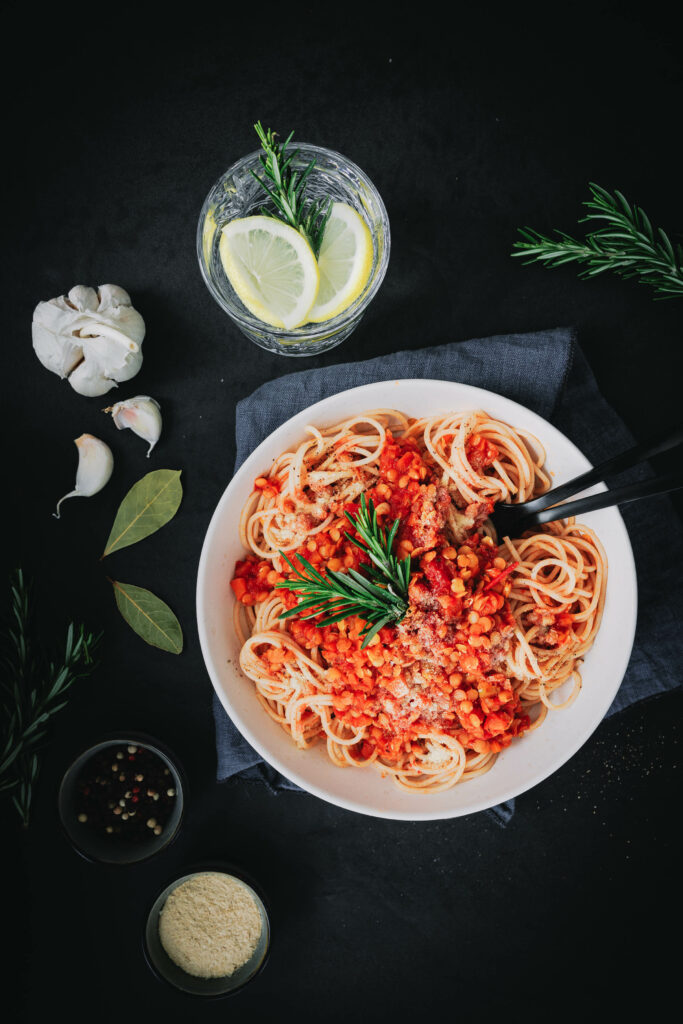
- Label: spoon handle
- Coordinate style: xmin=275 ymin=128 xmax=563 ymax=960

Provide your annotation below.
xmin=520 ymin=470 xmax=683 ymax=529
xmin=511 ymin=422 xmax=683 ymax=515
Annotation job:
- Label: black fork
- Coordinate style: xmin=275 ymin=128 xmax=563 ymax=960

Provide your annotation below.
xmin=489 ymin=423 xmax=683 ymax=536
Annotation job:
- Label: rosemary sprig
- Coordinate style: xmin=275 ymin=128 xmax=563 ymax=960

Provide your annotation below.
xmin=343 ymin=493 xmax=412 ymax=595
xmin=276 ymin=496 xmax=412 ymax=648
xmin=0 ymin=570 xmax=101 ymax=826
xmin=250 ymin=121 xmax=332 ymax=257
xmin=512 ymin=182 xmax=683 ymax=299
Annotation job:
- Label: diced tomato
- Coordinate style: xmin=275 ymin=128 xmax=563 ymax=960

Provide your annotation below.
xmin=230 ymin=577 xmax=248 ymax=600
xmin=466 ymin=433 xmax=499 ymax=471
xmin=483 ymin=561 xmax=518 ymax=592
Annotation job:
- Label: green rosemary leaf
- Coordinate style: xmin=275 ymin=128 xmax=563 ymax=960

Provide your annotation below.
xmin=278 ymin=605 xmax=308 ymax=621
xmin=275 ymin=495 xmax=411 ymax=636
xmin=1 ymin=570 xmax=101 ymax=826
xmin=275 ymin=551 xmax=299 ymax=575
xmin=387 ymin=518 xmax=400 ymax=551
xmin=251 ymin=121 xmax=331 ymax=258
xmin=281 ymin=595 xmax=335 ymax=614
xmin=512 ymin=182 xmax=683 ymax=299
xmin=658 ymin=229 xmax=675 ymax=261
xmin=360 ymin=616 xmax=393 ymax=648
xmin=297 ymin=607 xmax=342 ymax=623
xmin=344 ymin=567 xmax=389 ymax=595
xmin=316 ymin=607 xmax=364 ymax=627
xmin=287 ymin=551 xmax=328 ymax=585
xmin=344 ymin=530 xmax=367 ymax=551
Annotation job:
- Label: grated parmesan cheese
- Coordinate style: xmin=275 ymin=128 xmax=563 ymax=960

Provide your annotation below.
xmin=423 ymin=741 xmax=452 ymax=766
xmin=159 ymin=872 xmax=262 ymax=978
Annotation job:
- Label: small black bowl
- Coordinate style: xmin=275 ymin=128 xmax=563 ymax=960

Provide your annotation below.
xmin=58 ymin=732 xmax=186 ymax=865
xmin=143 ymin=863 xmax=270 ymax=997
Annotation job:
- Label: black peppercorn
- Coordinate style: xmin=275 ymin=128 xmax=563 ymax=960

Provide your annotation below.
xmin=74 ymin=744 xmax=177 ymax=844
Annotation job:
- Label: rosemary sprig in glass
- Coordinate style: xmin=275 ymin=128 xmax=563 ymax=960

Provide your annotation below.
xmin=251 ymin=121 xmax=332 ymax=257
xmin=512 ymin=182 xmax=683 ymax=299
xmin=276 ymin=495 xmax=412 ymax=647
xmin=1 ymin=570 xmax=101 ymax=826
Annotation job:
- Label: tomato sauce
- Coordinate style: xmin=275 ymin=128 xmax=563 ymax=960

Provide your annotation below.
xmin=232 ymin=432 xmax=573 ymax=764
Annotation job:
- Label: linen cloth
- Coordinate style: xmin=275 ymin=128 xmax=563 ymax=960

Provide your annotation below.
xmin=213 ymin=327 xmax=683 ymax=824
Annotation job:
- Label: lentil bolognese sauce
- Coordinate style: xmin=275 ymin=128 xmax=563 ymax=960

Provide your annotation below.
xmin=230 ymin=410 xmax=607 ymax=793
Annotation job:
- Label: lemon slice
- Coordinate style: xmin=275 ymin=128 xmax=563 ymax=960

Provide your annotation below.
xmin=307 ymin=202 xmax=373 ymax=323
xmin=219 ymin=216 xmax=319 ymax=330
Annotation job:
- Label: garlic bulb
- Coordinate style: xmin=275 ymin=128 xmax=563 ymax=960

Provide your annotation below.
xmin=33 ymin=285 xmax=145 ymax=397
xmin=54 ymin=434 xmax=114 ymax=519
xmin=104 ymin=395 xmax=162 ymax=456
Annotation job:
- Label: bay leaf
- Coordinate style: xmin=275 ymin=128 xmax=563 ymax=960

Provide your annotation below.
xmin=111 ymin=579 xmax=183 ymax=654
xmin=103 ymin=469 xmax=182 ymax=558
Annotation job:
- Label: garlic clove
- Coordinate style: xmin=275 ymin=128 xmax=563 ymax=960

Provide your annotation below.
xmin=91 ymin=323 xmax=141 ymax=354
xmin=33 ymin=285 xmax=146 ymax=397
xmin=32 ymin=300 xmax=86 ymax=378
xmin=104 ymin=396 xmax=162 ymax=457
xmin=54 ymin=434 xmax=114 ymax=519
xmin=68 ymin=338 xmax=143 ymax=398
xmin=68 ymin=285 xmax=100 ymax=312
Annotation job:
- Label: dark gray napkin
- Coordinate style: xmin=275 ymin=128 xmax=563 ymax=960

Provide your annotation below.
xmin=213 ymin=327 xmax=683 ymax=824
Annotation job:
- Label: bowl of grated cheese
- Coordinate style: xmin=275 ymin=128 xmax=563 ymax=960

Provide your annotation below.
xmin=143 ymin=865 xmax=270 ymax=996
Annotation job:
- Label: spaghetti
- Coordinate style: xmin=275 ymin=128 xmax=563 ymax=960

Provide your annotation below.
xmin=230 ymin=410 xmax=607 ymax=793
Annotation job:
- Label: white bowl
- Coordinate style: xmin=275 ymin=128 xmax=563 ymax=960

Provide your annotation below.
xmin=197 ymin=379 xmax=637 ymax=820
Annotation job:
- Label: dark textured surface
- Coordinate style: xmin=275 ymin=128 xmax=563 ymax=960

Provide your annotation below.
xmin=3 ymin=8 xmax=681 ymax=1020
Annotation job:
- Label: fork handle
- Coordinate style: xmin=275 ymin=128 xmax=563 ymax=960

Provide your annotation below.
xmin=519 ymin=422 xmax=683 ymax=514
xmin=521 ymin=470 xmax=683 ymax=528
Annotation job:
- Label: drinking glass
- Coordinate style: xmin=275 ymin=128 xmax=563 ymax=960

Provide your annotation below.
xmin=197 ymin=144 xmax=390 ymax=356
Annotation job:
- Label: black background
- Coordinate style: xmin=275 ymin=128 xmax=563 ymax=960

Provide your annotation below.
xmin=4 ymin=6 xmax=681 ymax=1020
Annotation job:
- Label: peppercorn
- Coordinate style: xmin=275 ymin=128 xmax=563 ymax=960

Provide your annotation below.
xmin=73 ymin=744 xmax=177 ymax=844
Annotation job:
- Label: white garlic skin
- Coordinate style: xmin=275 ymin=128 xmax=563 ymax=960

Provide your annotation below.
xmin=54 ymin=434 xmax=114 ymax=519
xmin=33 ymin=285 xmax=145 ymax=397
xmin=106 ymin=395 xmax=162 ymax=457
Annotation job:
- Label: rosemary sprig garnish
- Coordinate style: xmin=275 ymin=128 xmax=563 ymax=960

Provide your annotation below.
xmin=251 ymin=121 xmax=332 ymax=257
xmin=512 ymin=182 xmax=683 ymax=299
xmin=276 ymin=495 xmax=411 ymax=648
xmin=1 ymin=570 xmax=101 ymax=826
xmin=343 ymin=493 xmax=412 ymax=595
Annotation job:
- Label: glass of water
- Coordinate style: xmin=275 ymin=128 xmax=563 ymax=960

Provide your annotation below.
xmin=197 ymin=144 xmax=390 ymax=357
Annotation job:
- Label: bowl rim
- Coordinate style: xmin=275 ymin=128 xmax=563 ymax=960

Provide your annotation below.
xmin=196 ymin=378 xmax=638 ymax=820
xmin=142 ymin=861 xmax=271 ymax=998
xmin=196 ymin=142 xmax=391 ymax=339
xmin=57 ymin=731 xmax=186 ymax=865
